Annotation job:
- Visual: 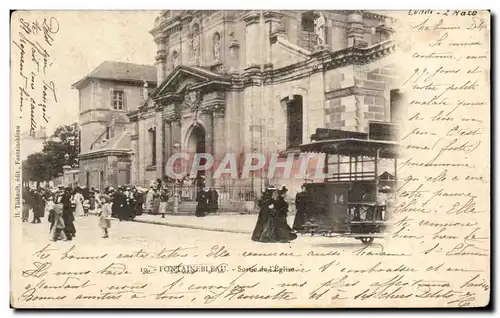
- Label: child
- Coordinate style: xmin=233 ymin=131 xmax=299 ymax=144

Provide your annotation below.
xmin=83 ymin=199 xmax=90 ymax=216
xmin=99 ymin=194 xmax=112 ymax=238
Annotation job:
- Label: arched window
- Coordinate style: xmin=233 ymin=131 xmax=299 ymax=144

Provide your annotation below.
xmin=285 ymin=95 xmax=304 ymax=149
xmin=300 ymin=12 xmax=316 ymax=51
xmin=148 ymin=127 xmax=157 ymax=166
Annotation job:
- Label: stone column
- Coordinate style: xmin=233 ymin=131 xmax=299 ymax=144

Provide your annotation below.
xmin=137 ymin=114 xmax=145 ymax=186
xmin=244 ymin=11 xmax=261 ymax=67
xmin=264 ymin=11 xmax=283 ymax=64
xmin=154 ymin=35 xmax=168 ymax=84
xmin=228 ymin=38 xmax=240 ymax=72
xmin=201 ymin=110 xmax=214 ymax=187
xmin=347 ymin=12 xmax=364 ymax=47
xmin=355 ymin=95 xmax=365 ymax=132
xmin=155 ymin=109 xmax=164 ymax=179
xmin=212 ymin=106 xmax=226 ymax=186
xmin=164 ymin=120 xmax=172 ymax=176
xmin=171 ymin=117 xmax=182 ymax=177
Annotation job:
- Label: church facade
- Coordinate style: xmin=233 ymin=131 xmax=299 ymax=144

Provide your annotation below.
xmin=130 ymin=10 xmax=400 ymax=194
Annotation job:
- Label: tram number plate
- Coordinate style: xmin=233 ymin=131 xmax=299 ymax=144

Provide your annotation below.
xmin=332 ymin=194 xmax=345 ymax=204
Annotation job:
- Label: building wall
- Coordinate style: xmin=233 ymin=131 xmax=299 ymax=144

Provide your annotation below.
xmin=136 ymin=113 xmax=156 ymax=187
xmin=79 ymin=154 xmax=131 ymax=189
xmin=135 ymin=10 xmax=397 ymax=189
xmin=79 ymin=78 xmax=146 ymax=153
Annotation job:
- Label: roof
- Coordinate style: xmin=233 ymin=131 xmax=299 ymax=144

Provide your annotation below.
xmin=92 ymin=129 xmax=133 ymax=152
xmin=299 ymin=138 xmax=401 ymax=159
xmin=72 ymin=61 xmax=157 ymax=89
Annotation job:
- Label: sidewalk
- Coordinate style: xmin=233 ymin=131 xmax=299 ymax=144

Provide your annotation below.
xmin=133 ymin=213 xmax=296 ymax=235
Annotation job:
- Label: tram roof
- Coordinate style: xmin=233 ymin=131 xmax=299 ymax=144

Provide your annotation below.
xmin=299 ymin=138 xmax=401 ymax=159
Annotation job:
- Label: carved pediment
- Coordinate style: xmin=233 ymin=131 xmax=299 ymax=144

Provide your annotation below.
xmin=152 ymin=64 xmax=232 ymax=101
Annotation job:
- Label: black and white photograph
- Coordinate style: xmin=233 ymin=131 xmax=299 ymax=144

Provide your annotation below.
xmin=10 ymin=9 xmax=490 ymax=309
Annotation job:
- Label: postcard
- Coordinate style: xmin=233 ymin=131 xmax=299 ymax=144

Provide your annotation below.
xmin=10 ymin=10 xmax=490 ymax=308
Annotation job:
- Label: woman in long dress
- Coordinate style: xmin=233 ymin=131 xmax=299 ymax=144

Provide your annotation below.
xmin=143 ymin=187 xmax=155 ymax=214
xmin=73 ymin=187 xmax=85 ymax=217
xmin=159 ymin=187 xmax=169 ymax=218
xmin=293 ymin=185 xmax=308 ymax=231
xmin=152 ymin=188 xmax=161 ymax=215
xmin=251 ymin=186 xmax=276 ymax=242
xmin=273 ymin=186 xmax=297 ymax=242
xmin=22 ymin=187 xmax=32 ymax=222
xmin=195 ymin=188 xmax=209 ymax=217
xmin=50 ymin=194 xmax=66 ymax=241
xmin=61 ymin=187 xmax=76 ymax=241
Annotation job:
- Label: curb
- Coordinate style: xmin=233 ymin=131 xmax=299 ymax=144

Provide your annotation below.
xmin=132 ymin=218 xmax=252 ymax=235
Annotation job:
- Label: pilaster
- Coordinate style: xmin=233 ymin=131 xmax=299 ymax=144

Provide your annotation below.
xmin=155 ymin=109 xmax=164 ymax=178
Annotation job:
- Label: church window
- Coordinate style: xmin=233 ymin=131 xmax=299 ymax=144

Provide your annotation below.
xmin=148 ymin=127 xmax=157 ymax=166
xmin=111 ymin=90 xmax=125 ymax=110
xmin=300 ymin=12 xmax=316 ymax=51
xmin=285 ymin=95 xmax=304 ymax=149
xmin=105 ymin=127 xmax=110 ymax=139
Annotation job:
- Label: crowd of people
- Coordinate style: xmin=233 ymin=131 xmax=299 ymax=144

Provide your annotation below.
xmin=21 ymin=184 xmax=150 ymax=241
xmin=21 ymin=176 xmax=222 ymax=241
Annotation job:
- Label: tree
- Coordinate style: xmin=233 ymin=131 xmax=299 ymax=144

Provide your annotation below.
xmin=42 ymin=123 xmax=80 ymax=180
xmin=22 ymin=152 xmax=51 ymax=187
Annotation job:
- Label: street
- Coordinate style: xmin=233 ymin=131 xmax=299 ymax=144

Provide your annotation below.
xmin=20 ymin=214 xmax=369 ymax=252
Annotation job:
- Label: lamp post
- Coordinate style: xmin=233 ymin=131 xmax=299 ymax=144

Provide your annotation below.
xmin=63 ymin=153 xmax=71 ymax=187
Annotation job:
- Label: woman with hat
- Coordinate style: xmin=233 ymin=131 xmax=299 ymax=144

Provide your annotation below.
xmin=195 ymin=187 xmax=209 ymax=217
xmin=49 ymin=194 xmax=67 ymax=241
xmin=98 ymin=194 xmax=112 ymax=238
xmin=293 ymin=185 xmax=308 ymax=231
xmin=73 ymin=187 xmax=85 ymax=217
xmin=252 ymin=185 xmax=277 ymax=242
xmin=62 ymin=187 xmax=76 ymax=241
xmin=273 ymin=186 xmax=298 ymax=242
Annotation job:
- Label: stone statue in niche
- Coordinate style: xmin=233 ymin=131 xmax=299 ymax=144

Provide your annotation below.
xmin=314 ymin=12 xmax=326 ymax=45
xmin=191 ymin=25 xmax=200 ymax=61
xmin=172 ymin=51 xmax=179 ymax=68
xmin=213 ymin=33 xmax=221 ymax=62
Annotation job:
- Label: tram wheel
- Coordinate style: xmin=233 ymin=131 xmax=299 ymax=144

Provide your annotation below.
xmin=360 ymin=237 xmax=374 ymax=246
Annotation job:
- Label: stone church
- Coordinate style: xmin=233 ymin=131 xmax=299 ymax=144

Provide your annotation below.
xmin=78 ymin=10 xmax=402 ymax=197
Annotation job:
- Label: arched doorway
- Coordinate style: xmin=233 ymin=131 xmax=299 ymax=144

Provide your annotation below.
xmin=186 ymin=125 xmax=207 ymax=179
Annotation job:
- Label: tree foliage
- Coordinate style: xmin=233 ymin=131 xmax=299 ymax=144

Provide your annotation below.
xmin=22 ymin=123 xmax=80 ymax=183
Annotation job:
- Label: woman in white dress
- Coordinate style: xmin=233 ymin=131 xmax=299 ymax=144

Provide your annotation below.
xmin=73 ymin=187 xmax=85 ymax=217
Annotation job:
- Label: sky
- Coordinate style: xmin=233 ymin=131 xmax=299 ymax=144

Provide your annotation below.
xmin=11 ymin=11 xmax=159 ymax=136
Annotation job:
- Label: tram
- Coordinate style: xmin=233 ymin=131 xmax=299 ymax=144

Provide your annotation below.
xmin=298 ymin=122 xmax=400 ymax=245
